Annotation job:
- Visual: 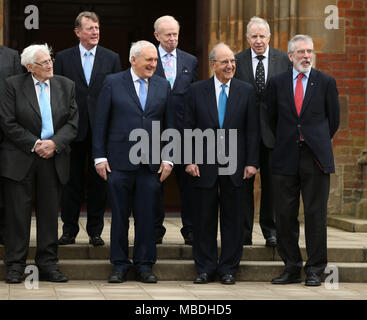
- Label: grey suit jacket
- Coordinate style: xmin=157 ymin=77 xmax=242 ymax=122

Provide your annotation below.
xmin=0 ymin=73 xmax=78 ymax=184
xmin=235 ymin=46 xmax=291 ymax=148
xmin=0 ymin=46 xmax=23 ymax=98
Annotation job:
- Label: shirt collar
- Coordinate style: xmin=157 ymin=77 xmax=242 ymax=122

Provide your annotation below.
xmin=79 ymin=43 xmax=97 ymax=56
xmin=292 ymin=67 xmax=311 ymax=80
xmin=130 ymin=68 xmax=148 ymax=83
xmin=31 ymin=74 xmax=50 ymax=87
xmin=214 ymin=75 xmax=231 ymax=89
xmin=251 ymin=45 xmax=269 ymax=60
xmin=158 ymin=45 xmax=177 ymax=59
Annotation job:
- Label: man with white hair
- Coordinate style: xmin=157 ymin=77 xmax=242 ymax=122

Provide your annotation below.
xmin=235 ymin=16 xmax=291 ymax=247
xmin=0 ymin=44 xmax=78 ymax=283
xmin=93 ymin=40 xmax=173 ymax=283
xmin=268 ymin=35 xmax=340 ymax=286
xmin=153 ymin=15 xmax=198 ymax=246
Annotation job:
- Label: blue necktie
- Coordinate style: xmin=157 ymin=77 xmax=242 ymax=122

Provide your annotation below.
xmin=164 ymin=53 xmax=175 ymax=88
xmin=37 ymin=82 xmax=54 ymax=139
xmin=218 ymin=84 xmax=227 ymax=128
xmin=84 ymin=51 xmax=92 ymax=85
xmin=138 ymin=78 xmax=147 ymax=110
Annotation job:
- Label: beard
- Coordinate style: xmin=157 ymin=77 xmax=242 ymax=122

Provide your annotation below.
xmin=293 ymin=58 xmax=312 ymax=73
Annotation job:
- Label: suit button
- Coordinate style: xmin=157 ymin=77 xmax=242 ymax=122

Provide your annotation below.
xmin=297 ymin=124 xmax=301 ymax=128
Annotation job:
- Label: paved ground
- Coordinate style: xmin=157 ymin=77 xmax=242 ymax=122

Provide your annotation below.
xmin=1 ymin=215 xmax=367 ymax=300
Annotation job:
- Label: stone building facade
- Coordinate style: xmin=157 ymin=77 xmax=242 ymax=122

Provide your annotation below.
xmin=0 ymin=0 xmax=366 ymax=218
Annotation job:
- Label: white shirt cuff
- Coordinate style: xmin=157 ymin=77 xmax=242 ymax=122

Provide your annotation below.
xmin=94 ymin=158 xmax=108 ymax=166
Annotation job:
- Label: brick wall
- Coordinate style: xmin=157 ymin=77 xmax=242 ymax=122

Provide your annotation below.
xmin=316 ymin=0 xmax=367 ymax=215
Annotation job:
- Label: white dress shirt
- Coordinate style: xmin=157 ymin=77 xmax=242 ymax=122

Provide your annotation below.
xmin=214 ymin=75 xmax=230 ymax=108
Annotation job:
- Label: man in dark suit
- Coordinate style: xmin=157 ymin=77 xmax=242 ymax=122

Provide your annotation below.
xmin=54 ymin=11 xmax=121 ymax=246
xmin=153 ymin=15 xmax=198 ymax=245
xmin=0 ymin=44 xmax=78 ymax=283
xmin=268 ymin=35 xmax=340 ymax=286
xmin=93 ymin=40 xmax=173 ymax=284
xmin=235 ymin=16 xmax=291 ymax=247
xmin=184 ymin=43 xmax=259 ymax=284
xmin=0 ymin=45 xmax=23 ymax=245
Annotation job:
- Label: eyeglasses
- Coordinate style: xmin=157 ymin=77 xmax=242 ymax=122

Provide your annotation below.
xmin=294 ymin=49 xmax=313 ymax=55
xmin=213 ymin=59 xmax=237 ymax=66
xmin=34 ymin=58 xmax=55 ymax=67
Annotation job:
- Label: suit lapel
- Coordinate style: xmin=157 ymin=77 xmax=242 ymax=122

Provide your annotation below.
xmin=244 ymin=49 xmax=255 ymax=85
xmin=145 ymin=76 xmax=159 ymax=112
xmin=123 ymin=70 xmax=143 ymax=111
xmin=267 ymin=47 xmax=276 ymax=85
xmin=23 ymin=75 xmax=41 ymax=119
xmin=287 ymin=70 xmax=299 ymax=118
xmin=300 ymin=68 xmax=317 ymax=117
xmin=50 ymin=77 xmax=62 ymax=123
xmin=206 ymin=78 xmax=220 ymax=127
xmin=72 ymin=46 xmax=88 ymax=86
xmin=155 ymin=55 xmax=166 ymax=79
xmin=0 ymin=47 xmax=4 ymax=70
xmin=89 ymin=45 xmax=101 ymax=86
xmin=223 ymin=79 xmax=241 ymax=128
xmin=172 ymin=49 xmax=183 ymax=90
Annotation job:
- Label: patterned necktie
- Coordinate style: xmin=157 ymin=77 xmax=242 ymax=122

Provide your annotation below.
xmin=163 ymin=53 xmax=175 ymax=88
xmin=84 ymin=51 xmax=92 ymax=85
xmin=255 ymin=55 xmax=265 ymax=93
xmin=294 ymin=73 xmax=304 ymax=116
xmin=218 ymin=84 xmax=227 ymax=128
xmin=37 ymin=82 xmax=54 ymax=139
xmin=138 ymin=78 xmax=147 ymax=110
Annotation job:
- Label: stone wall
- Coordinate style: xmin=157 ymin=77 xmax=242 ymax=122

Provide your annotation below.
xmin=0 ymin=0 xmax=3 ymax=45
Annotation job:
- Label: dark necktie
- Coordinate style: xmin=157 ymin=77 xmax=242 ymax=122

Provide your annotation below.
xmin=255 ymin=55 xmax=265 ymax=93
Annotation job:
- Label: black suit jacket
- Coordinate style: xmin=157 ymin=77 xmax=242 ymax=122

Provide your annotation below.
xmin=235 ymin=47 xmax=291 ymax=148
xmin=93 ymin=69 xmax=173 ymax=173
xmin=54 ymin=45 xmax=121 ymax=141
xmin=0 ymin=73 xmax=78 ymax=184
xmin=184 ymin=77 xmax=259 ymax=188
xmin=155 ymin=48 xmax=198 ymax=131
xmin=267 ymin=68 xmax=340 ymax=175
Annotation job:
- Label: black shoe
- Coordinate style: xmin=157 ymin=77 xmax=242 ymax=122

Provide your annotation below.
xmin=39 ymin=269 xmax=68 ymax=282
xmin=155 ymin=236 xmax=163 ymax=245
xmin=265 ymin=237 xmax=277 ymax=247
xmin=194 ymin=273 xmax=214 ymax=284
xmin=305 ymin=273 xmax=321 ymax=286
xmin=271 ymin=271 xmax=301 ymax=284
xmin=89 ymin=235 xmax=105 ymax=246
xmin=243 ymin=240 xmax=252 ymax=246
xmin=136 ymin=271 xmax=157 ymax=283
xmin=183 ymin=232 xmax=193 ymax=246
xmin=6 ymin=270 xmax=23 ymax=284
xmin=108 ymin=270 xmax=127 ymax=283
xmin=58 ymin=234 xmax=75 ymax=245
xmin=220 ymin=274 xmax=235 ymax=285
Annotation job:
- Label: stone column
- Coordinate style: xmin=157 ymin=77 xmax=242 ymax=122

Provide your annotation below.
xmin=0 ymin=0 xmax=4 ymax=45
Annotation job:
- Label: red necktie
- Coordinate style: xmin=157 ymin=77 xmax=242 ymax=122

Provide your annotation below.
xmin=294 ymin=73 xmax=304 ymax=116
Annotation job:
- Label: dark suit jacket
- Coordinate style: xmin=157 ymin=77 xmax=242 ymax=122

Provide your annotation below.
xmin=54 ymin=45 xmax=121 ymax=141
xmin=155 ymin=48 xmax=198 ymax=131
xmin=267 ymin=68 xmax=340 ymax=175
xmin=235 ymin=47 xmax=291 ymax=148
xmin=184 ymin=77 xmax=260 ymax=188
xmin=0 ymin=73 xmax=79 ymax=184
xmin=0 ymin=46 xmax=23 ymax=98
xmin=93 ymin=69 xmax=173 ymax=173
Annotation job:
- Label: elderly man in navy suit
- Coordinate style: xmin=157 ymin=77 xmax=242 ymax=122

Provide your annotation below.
xmin=153 ymin=15 xmax=198 ymax=246
xmin=268 ymin=35 xmax=340 ymax=286
xmin=54 ymin=11 xmax=121 ymax=247
xmin=185 ymin=43 xmax=259 ymax=284
xmin=93 ymin=40 xmax=173 ymax=284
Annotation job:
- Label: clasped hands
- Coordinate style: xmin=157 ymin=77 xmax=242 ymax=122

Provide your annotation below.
xmin=35 ymin=140 xmax=56 ymax=159
xmin=185 ymin=164 xmax=257 ymax=179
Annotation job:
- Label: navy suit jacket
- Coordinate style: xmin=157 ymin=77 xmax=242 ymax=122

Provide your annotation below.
xmin=267 ymin=68 xmax=340 ymax=175
xmin=235 ymin=46 xmax=291 ymax=148
xmin=93 ymin=69 xmax=173 ymax=173
xmin=155 ymin=48 xmax=198 ymax=131
xmin=184 ymin=77 xmax=259 ymax=188
xmin=54 ymin=45 xmax=121 ymax=141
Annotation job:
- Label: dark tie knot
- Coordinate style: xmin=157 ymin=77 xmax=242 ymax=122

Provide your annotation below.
xmin=256 ymin=55 xmax=265 ymax=61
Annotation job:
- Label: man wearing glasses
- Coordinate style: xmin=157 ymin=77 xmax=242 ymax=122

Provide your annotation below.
xmin=184 ymin=43 xmax=259 ymax=284
xmin=268 ymin=35 xmax=340 ymax=286
xmin=0 ymin=44 xmax=78 ymax=283
xmin=235 ymin=17 xmax=291 ymax=247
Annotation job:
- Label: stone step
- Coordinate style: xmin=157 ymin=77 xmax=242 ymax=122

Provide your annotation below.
xmin=1 ymin=244 xmax=367 ymax=262
xmin=0 ymin=260 xmax=366 ymax=282
xmin=327 ymin=215 xmax=367 ymax=232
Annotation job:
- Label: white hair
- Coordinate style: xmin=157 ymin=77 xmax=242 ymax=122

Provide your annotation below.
xmin=129 ymin=40 xmax=157 ymax=63
xmin=154 ymin=15 xmax=180 ymax=33
xmin=288 ymin=34 xmax=314 ymax=53
xmin=209 ymin=42 xmax=234 ymax=61
xmin=246 ymin=16 xmax=271 ymax=36
xmin=20 ymin=44 xmax=52 ymax=67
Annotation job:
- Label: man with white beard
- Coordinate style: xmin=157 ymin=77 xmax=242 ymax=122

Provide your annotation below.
xmin=267 ymin=35 xmax=340 ymax=287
